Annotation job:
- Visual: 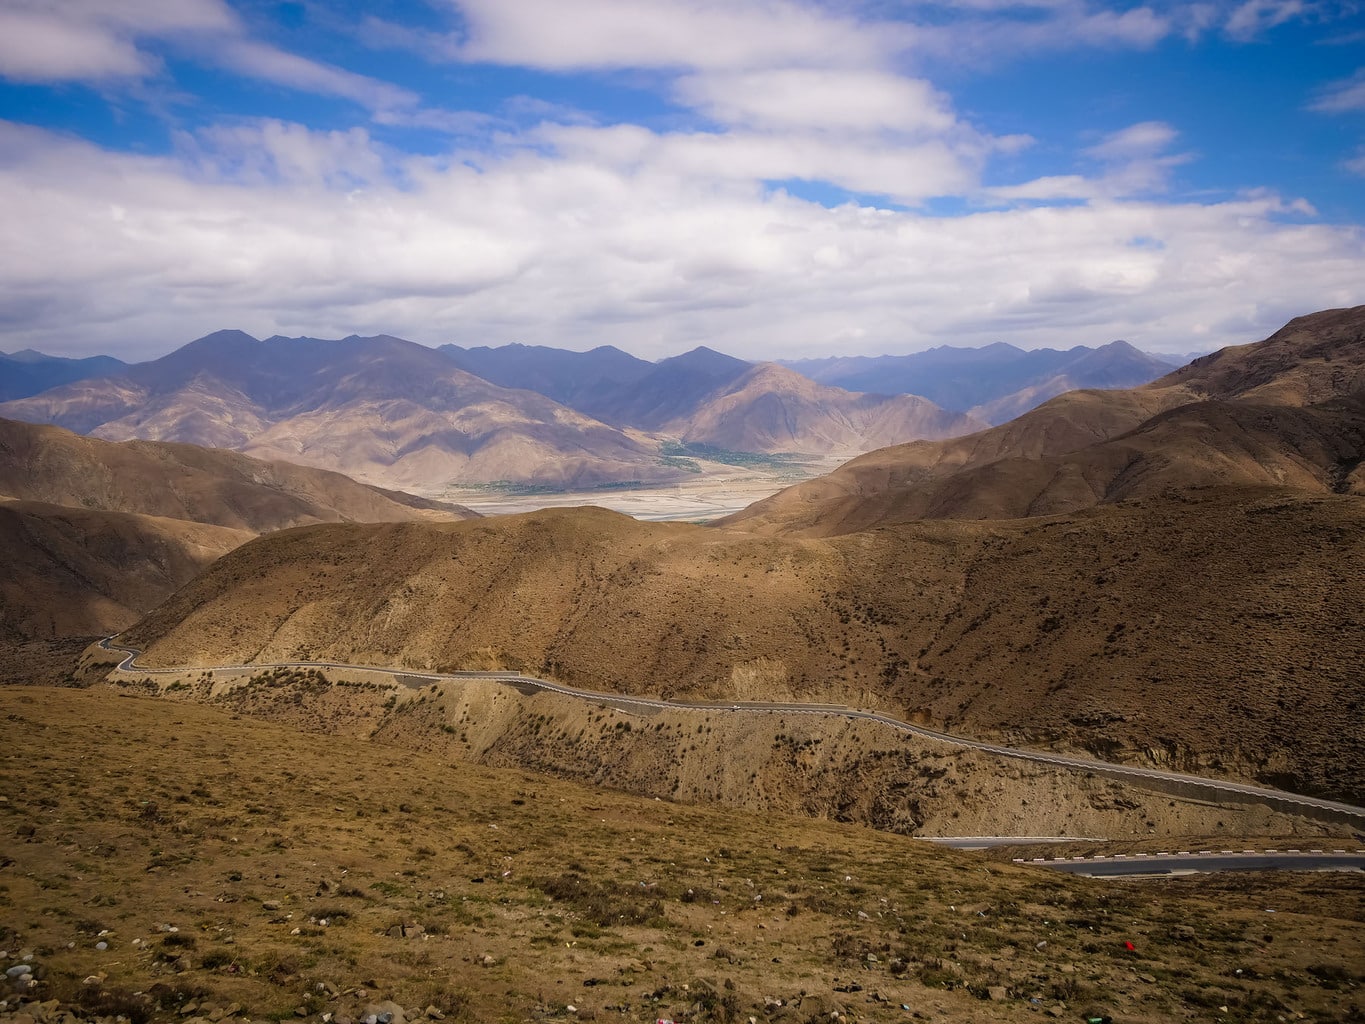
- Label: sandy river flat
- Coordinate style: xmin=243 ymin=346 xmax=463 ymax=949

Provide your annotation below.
xmin=436 ymin=460 xmax=845 ymax=521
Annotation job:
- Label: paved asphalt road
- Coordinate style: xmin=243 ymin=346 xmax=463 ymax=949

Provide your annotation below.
xmin=99 ymin=637 xmax=1365 ymax=834
xmin=1015 ymin=849 xmax=1365 ymax=876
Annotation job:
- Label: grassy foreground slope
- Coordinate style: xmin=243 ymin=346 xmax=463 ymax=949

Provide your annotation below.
xmin=1 ymin=687 xmax=1361 ymax=1024
xmin=124 ymin=488 xmax=1365 ymax=803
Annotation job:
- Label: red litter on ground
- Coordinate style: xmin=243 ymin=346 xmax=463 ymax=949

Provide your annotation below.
xmin=1124 ymin=940 xmax=1137 ymax=952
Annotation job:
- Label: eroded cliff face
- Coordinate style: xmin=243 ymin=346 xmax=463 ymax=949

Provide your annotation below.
xmin=93 ymin=664 xmax=1353 ymax=843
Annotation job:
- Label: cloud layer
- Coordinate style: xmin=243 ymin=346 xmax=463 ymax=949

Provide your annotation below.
xmin=0 ymin=0 xmax=1361 ymax=361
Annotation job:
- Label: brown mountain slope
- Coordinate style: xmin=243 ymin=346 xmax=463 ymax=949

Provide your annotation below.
xmin=728 ymin=397 xmax=1365 ymax=533
xmin=0 ymin=417 xmax=477 ymax=683
xmin=1154 ymin=303 xmax=1365 ymax=404
xmin=125 ymin=491 xmax=1365 ymax=802
xmin=720 ymin=387 xmax=1188 ymax=534
xmin=0 ymin=417 xmax=476 ymax=533
xmin=722 ymin=306 xmax=1365 ymax=535
xmin=667 ymin=362 xmax=985 ymax=453
xmin=0 ymin=499 xmax=249 ymax=645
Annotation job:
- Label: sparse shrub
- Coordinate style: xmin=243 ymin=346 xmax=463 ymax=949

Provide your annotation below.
xmin=75 ymin=986 xmax=154 ymax=1024
xmin=199 ymin=948 xmax=236 ymax=970
xmin=537 ymin=873 xmax=665 ymax=927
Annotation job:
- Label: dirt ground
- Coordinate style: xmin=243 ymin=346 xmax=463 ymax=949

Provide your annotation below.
xmin=2 ymin=687 xmax=1360 ymax=1024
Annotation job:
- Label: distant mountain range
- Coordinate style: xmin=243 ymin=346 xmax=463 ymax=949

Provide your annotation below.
xmin=783 ymin=340 xmax=1179 ymax=425
xmin=726 ymin=305 xmax=1365 ymax=534
xmin=0 ymin=349 xmax=127 ymax=401
xmin=0 ymin=333 xmax=1178 ymax=489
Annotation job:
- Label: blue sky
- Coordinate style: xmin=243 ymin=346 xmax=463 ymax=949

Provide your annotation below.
xmin=0 ymin=0 xmax=1362 ymax=360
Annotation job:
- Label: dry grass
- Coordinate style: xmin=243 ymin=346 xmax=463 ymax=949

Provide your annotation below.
xmin=1 ymin=687 xmax=1361 ymax=1024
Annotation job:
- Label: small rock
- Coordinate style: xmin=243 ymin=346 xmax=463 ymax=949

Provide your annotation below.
xmin=262 ymin=901 xmax=282 ymax=912
xmin=987 ymin=986 xmax=1007 ymax=1002
xmin=5 ymin=966 xmax=32 ymax=979
xmin=423 ymin=1007 xmax=444 ymax=1020
xmin=362 ymin=1000 xmax=404 ymax=1024
xmin=94 ymin=942 xmax=108 ymax=951
xmin=1138 ymin=973 xmax=1157 ymax=984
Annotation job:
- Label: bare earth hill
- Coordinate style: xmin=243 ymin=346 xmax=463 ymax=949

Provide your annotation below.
xmin=723 ymin=305 xmax=1365 ymax=535
xmin=0 ymin=417 xmax=474 ymax=532
xmin=123 ymin=489 xmax=1365 ymax=804
xmin=0 ymin=417 xmax=476 ymax=679
xmin=664 ymin=362 xmax=984 ymax=454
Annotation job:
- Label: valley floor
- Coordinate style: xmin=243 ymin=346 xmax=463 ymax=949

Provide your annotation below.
xmin=435 ymin=460 xmax=846 ymax=522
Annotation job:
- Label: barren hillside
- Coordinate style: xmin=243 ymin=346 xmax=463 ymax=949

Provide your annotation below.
xmin=0 ymin=417 xmax=476 ymax=680
xmin=723 ymin=306 xmax=1365 ymax=535
xmin=667 ymin=362 xmax=984 ymax=453
xmin=0 ymin=499 xmax=249 ymax=654
xmin=0 ymin=417 xmax=475 ymax=532
xmin=125 ymin=491 xmax=1365 ymax=802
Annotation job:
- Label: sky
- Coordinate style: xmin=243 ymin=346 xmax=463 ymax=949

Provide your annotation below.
xmin=0 ymin=1 xmax=1362 ymax=361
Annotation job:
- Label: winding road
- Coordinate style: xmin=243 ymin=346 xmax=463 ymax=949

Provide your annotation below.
xmin=98 ymin=636 xmax=1365 ymax=830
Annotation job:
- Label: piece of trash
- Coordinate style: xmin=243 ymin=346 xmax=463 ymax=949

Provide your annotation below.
xmin=1124 ymin=940 xmax=1136 ymax=952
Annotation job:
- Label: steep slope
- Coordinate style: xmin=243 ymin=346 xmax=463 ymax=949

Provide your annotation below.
xmin=0 ymin=331 xmax=684 ymax=490
xmin=438 ymin=342 xmax=653 ymax=409
xmin=0 ymin=499 xmax=249 ymax=645
xmin=582 ymin=346 xmax=754 ymax=428
xmin=1153 ymin=303 xmax=1365 ymax=404
xmin=668 ymin=362 xmax=985 ymax=453
xmin=0 ymin=349 xmax=127 ymax=401
xmin=0 ymin=417 xmax=478 ymax=682
xmin=730 ymin=397 xmax=1364 ymax=531
xmin=124 ymin=492 xmax=1365 ymax=803
xmin=723 ymin=306 xmax=1365 ymax=535
xmin=786 ymin=340 xmax=1176 ymax=419
xmin=0 ymin=417 xmax=476 ymax=533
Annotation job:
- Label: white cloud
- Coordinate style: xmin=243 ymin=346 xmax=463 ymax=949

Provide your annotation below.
xmin=0 ymin=0 xmax=413 ymax=112
xmin=1310 ymin=70 xmax=1365 ymax=113
xmin=533 ymin=120 xmax=989 ymax=203
xmin=217 ymin=39 xmax=417 ymax=112
xmin=452 ymin=0 xmax=896 ymax=71
xmin=1225 ymin=0 xmax=1304 ymax=39
xmin=0 ymin=118 xmax=1359 ymax=364
xmin=0 ymin=8 xmax=152 ymax=81
xmin=1084 ymin=121 xmax=1178 ymax=161
xmin=674 ymin=69 xmax=957 ymax=134
xmin=1345 ymin=148 xmax=1365 ymax=177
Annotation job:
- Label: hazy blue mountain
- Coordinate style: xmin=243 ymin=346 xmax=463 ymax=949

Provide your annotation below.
xmin=439 ymin=342 xmax=756 ymax=429
xmin=783 ymin=340 xmax=1177 ymax=423
xmin=0 ymin=349 xmax=127 ymax=401
xmin=438 ymin=342 xmax=653 ymax=410
xmin=0 ymin=331 xmax=683 ymax=490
